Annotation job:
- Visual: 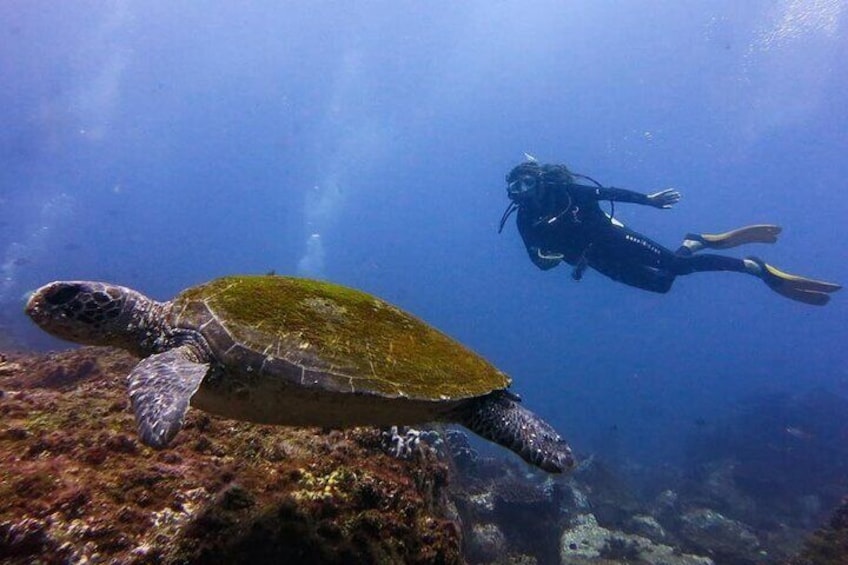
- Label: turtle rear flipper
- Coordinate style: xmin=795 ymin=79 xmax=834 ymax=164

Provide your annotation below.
xmin=455 ymin=392 xmax=575 ymax=473
xmin=128 ymin=346 xmax=209 ymax=449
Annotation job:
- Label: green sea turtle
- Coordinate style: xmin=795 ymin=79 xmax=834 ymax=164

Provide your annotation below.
xmin=25 ymin=275 xmax=574 ymax=472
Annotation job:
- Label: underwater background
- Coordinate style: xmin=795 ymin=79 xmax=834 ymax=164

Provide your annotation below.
xmin=1 ymin=2 xmax=848 ymax=560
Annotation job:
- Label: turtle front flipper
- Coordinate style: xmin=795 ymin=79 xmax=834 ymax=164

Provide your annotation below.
xmin=455 ymin=392 xmax=575 ymax=473
xmin=127 ymin=346 xmax=209 ymax=449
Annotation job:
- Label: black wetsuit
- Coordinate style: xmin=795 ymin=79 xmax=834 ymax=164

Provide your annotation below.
xmin=516 ymin=182 xmax=747 ymax=293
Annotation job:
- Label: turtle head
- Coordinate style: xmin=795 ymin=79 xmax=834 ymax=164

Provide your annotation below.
xmin=26 ymin=281 xmax=160 ymax=351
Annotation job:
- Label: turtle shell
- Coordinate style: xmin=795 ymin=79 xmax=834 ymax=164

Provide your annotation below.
xmin=169 ymin=275 xmax=510 ymax=401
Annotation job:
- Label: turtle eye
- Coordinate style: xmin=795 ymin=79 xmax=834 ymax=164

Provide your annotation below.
xmin=46 ymin=285 xmax=80 ymax=306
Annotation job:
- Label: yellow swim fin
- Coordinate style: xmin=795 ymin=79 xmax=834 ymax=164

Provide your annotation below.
xmin=692 ymin=225 xmax=782 ymax=250
xmin=768 ymin=285 xmax=832 ymax=306
xmin=748 ymin=256 xmax=842 ymax=306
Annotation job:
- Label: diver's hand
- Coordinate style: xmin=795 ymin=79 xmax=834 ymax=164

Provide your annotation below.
xmin=647 ymin=188 xmax=681 ymax=209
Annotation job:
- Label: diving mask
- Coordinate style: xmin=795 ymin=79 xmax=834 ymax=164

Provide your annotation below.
xmin=507 ymin=174 xmax=541 ymax=201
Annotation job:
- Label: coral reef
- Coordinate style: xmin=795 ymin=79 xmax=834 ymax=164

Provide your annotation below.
xmin=448 ymin=441 xmax=568 ymax=564
xmin=0 ymin=347 xmax=460 ymax=564
xmin=559 ymin=513 xmax=712 ymax=565
xmin=678 ymin=508 xmax=762 ymax=563
xmin=492 ymin=476 xmax=564 ymax=563
xmin=448 ymin=438 xmax=847 ymax=564
xmin=791 ymin=496 xmax=848 ymax=565
xmin=3 ymin=346 xmax=846 ymax=565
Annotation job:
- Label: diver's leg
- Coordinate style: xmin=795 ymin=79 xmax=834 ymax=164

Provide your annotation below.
xmin=667 ymin=254 xmax=841 ymax=305
xmin=668 ymin=253 xmax=750 ymax=275
xmin=603 ymin=223 xmax=841 ymax=305
xmin=677 ymin=225 xmax=782 ymax=255
xmin=602 ymin=263 xmax=675 ymax=293
xmin=587 ymin=227 xmax=678 ymax=293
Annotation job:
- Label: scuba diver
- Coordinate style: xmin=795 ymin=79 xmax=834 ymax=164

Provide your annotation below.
xmin=498 ymin=158 xmax=841 ymax=305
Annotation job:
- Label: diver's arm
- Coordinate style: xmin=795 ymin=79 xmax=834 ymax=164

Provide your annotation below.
xmin=570 ymin=184 xmax=680 ymax=209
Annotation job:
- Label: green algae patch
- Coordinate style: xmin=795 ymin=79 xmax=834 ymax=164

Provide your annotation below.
xmin=174 ymin=276 xmax=511 ymax=400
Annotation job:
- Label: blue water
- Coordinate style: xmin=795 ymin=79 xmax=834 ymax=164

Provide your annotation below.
xmin=2 ymin=1 xmax=847 ymax=469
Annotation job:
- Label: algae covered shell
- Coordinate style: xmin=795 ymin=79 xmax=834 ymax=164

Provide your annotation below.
xmin=171 ymin=276 xmax=511 ymax=401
